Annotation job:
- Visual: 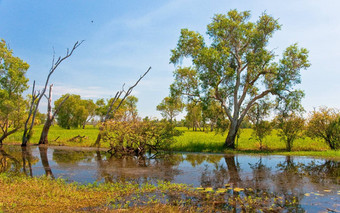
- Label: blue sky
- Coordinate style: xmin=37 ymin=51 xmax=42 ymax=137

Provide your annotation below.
xmin=1 ymin=0 xmax=339 ymax=118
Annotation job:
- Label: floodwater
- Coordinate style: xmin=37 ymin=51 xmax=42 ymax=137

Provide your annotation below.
xmin=0 ymin=145 xmax=339 ymax=212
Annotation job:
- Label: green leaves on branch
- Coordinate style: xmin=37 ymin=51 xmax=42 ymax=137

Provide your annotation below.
xmin=169 ymin=9 xmax=310 ymax=148
xmin=103 ymin=119 xmax=182 ymax=157
xmin=307 ymin=107 xmax=340 ymax=150
xmin=54 ymin=94 xmax=95 ymax=129
xmin=0 ymin=39 xmax=29 ymax=143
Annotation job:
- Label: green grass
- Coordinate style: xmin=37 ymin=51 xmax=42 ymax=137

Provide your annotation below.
xmin=172 ymin=127 xmax=339 ymax=158
xmin=3 ymin=125 xmax=338 ymax=158
xmin=4 ymin=125 xmax=103 ymax=147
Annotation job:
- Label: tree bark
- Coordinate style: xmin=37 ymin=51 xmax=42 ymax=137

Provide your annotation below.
xmin=39 ymin=121 xmax=52 ymax=145
xmin=39 ymin=85 xmax=69 ymax=145
xmin=224 ymin=120 xmax=239 ymax=149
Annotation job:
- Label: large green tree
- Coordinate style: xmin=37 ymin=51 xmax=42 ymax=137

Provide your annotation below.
xmin=0 ymin=39 xmax=29 ymax=144
xmin=170 ymin=10 xmax=310 ymax=148
xmin=54 ymin=94 xmax=95 ymax=129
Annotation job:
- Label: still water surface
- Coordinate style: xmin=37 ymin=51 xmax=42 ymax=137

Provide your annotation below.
xmin=1 ymin=145 xmax=339 ymax=212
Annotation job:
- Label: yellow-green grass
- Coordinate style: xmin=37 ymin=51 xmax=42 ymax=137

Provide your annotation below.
xmin=0 ymin=173 xmax=200 ymax=212
xmin=0 ymin=173 xmax=302 ymax=212
xmin=4 ymin=125 xmax=103 ymax=148
xmin=172 ymin=127 xmax=339 ymax=158
xmin=3 ymin=125 xmax=338 ymax=158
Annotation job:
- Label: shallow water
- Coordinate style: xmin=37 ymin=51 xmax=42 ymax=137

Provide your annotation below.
xmin=1 ymin=145 xmax=339 ymax=212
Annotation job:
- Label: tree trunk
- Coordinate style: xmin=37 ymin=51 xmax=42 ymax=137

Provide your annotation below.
xmin=224 ymin=120 xmax=238 ymax=149
xmin=39 ymin=119 xmax=53 ymax=145
xmin=93 ymin=126 xmax=103 ymax=147
xmin=22 ymin=129 xmax=29 ymax=147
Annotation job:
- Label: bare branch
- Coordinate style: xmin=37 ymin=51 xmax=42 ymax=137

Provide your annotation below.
xmin=239 ymin=89 xmax=273 ymax=122
xmin=52 ymin=95 xmax=69 ymax=118
xmin=22 ymin=41 xmax=83 ymax=146
xmin=112 ymin=66 xmax=151 ymax=116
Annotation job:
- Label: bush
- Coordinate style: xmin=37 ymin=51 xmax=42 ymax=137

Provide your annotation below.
xmin=274 ymin=113 xmax=305 ymax=152
xmin=102 ymin=119 xmax=182 ymax=157
xmin=307 ymin=107 xmax=340 ymax=150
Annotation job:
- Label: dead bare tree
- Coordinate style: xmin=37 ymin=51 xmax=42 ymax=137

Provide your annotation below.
xmin=39 ymin=84 xmax=69 ymax=145
xmin=93 ymin=66 xmax=151 ymax=147
xmin=22 ymin=41 xmax=83 ymax=146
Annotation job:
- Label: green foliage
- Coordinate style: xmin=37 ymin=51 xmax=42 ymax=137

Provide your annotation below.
xmin=274 ymin=113 xmax=305 ymax=152
xmin=95 ymin=96 xmax=138 ymax=122
xmin=54 ymin=94 xmax=96 ymax=129
xmin=185 ymin=101 xmax=202 ymax=131
xmin=307 ymin=107 xmax=340 ymax=150
xmin=103 ymin=119 xmax=182 ymax=157
xmin=247 ymin=100 xmax=272 ymax=150
xmin=169 ymin=9 xmax=310 ymax=148
xmin=156 ymin=95 xmax=184 ymax=122
xmin=0 ymin=39 xmax=29 ymax=142
xmin=172 ymin=127 xmax=330 ymax=153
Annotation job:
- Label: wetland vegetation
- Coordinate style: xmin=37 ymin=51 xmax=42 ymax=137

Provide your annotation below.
xmin=0 ymin=145 xmax=339 ymax=212
xmin=1 ymin=8 xmax=340 ymax=213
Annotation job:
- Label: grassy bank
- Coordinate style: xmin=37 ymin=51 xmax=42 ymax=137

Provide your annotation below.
xmin=172 ymin=127 xmax=340 ymax=158
xmin=3 ymin=125 xmax=339 ymax=158
xmin=5 ymin=125 xmax=102 ymax=148
xmin=0 ymin=173 xmax=301 ymax=212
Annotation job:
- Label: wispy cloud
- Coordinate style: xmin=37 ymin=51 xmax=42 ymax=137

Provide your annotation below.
xmin=51 ymin=85 xmax=114 ymax=99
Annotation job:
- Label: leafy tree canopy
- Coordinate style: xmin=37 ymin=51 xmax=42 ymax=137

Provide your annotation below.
xmin=54 ymin=94 xmax=95 ymax=129
xmin=169 ymin=10 xmax=310 ymax=148
xmin=0 ymin=39 xmax=29 ymax=143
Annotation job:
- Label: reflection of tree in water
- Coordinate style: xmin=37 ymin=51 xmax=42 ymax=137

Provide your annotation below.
xmin=302 ymin=160 xmax=340 ymax=185
xmin=199 ymin=155 xmax=240 ymax=188
xmin=0 ymin=146 xmax=20 ymax=173
xmin=52 ymin=149 xmax=95 ymax=166
xmin=95 ymin=151 xmax=183 ymax=184
xmin=184 ymin=154 xmax=223 ymax=168
xmin=0 ymin=145 xmax=39 ymax=175
xmin=21 ymin=146 xmax=33 ymax=177
xmin=247 ymin=156 xmax=272 ymax=191
xmin=198 ymin=155 xmax=305 ymax=211
xmin=273 ymin=156 xmax=305 ymax=211
xmin=39 ymin=146 xmax=54 ymax=178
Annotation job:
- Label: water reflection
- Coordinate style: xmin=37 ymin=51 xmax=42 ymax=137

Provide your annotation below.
xmin=39 ymin=146 xmax=54 ymax=178
xmin=94 ymin=151 xmax=182 ymax=184
xmin=0 ymin=145 xmax=339 ymax=211
xmin=21 ymin=146 xmax=33 ymax=177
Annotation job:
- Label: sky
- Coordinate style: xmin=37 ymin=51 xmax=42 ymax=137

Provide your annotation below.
xmin=1 ymin=0 xmax=339 ymax=119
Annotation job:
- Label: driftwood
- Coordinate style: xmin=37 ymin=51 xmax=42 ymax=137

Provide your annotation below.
xmin=67 ymin=135 xmax=87 ymax=142
xmin=51 ymin=136 xmax=60 ymax=142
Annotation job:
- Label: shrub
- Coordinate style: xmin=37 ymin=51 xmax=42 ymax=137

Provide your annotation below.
xmin=102 ymin=119 xmax=182 ymax=157
xmin=307 ymin=107 xmax=340 ymax=150
xmin=275 ymin=113 xmax=305 ymax=152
